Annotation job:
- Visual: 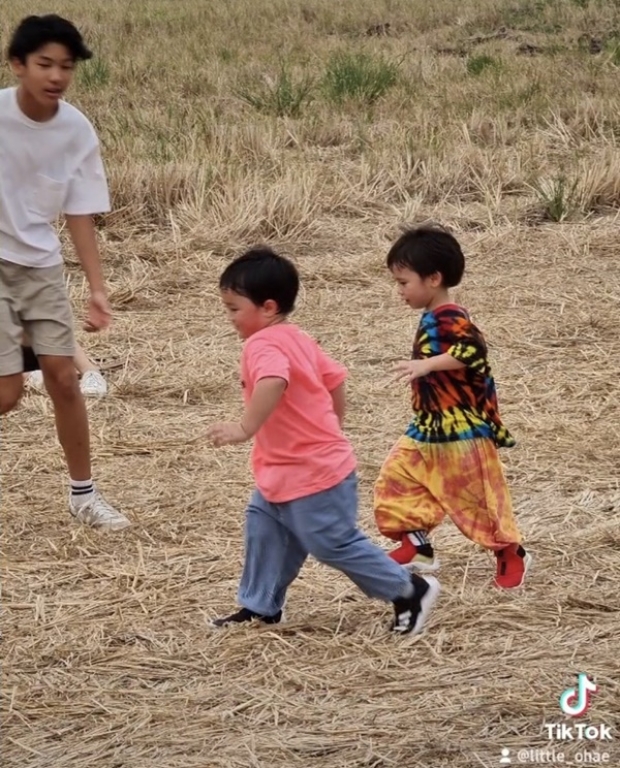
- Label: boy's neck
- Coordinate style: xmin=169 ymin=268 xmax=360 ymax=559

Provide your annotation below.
xmin=425 ymin=289 xmax=451 ymax=311
xmin=16 ymin=85 xmax=59 ymax=122
xmin=262 ymin=316 xmax=288 ymax=330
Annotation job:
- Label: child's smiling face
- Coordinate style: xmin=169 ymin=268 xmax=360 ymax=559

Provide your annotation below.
xmin=220 ymin=289 xmax=280 ymax=339
xmin=390 ymin=265 xmax=443 ymax=310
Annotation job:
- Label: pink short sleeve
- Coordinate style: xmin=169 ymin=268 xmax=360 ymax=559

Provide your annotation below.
xmin=243 ymin=337 xmax=290 ymax=388
xmin=315 ymin=345 xmax=347 ymax=391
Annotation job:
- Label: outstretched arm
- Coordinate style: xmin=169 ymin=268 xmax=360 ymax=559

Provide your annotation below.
xmin=208 ymin=377 xmax=287 ymax=447
xmin=393 ymin=353 xmax=466 ymax=383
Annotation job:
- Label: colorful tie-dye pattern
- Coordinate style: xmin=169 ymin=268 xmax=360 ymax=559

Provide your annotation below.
xmin=405 ymin=304 xmax=515 ymax=447
xmin=373 ymin=303 xmax=523 ymax=550
xmin=373 ymin=435 xmax=521 ymax=549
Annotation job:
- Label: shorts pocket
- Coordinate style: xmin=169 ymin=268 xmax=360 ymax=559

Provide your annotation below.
xmin=27 ymin=174 xmax=67 ymax=222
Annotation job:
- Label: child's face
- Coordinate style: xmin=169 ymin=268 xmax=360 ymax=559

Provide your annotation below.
xmin=220 ymin=290 xmax=278 ymax=339
xmin=11 ymin=43 xmax=75 ymax=112
xmin=390 ymin=265 xmax=442 ymax=310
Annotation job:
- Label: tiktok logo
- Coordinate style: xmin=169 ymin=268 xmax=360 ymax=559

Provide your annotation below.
xmin=559 ymin=674 xmax=598 ymax=717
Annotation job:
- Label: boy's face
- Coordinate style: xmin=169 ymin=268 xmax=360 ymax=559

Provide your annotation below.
xmin=11 ymin=43 xmax=75 ymax=111
xmin=220 ymin=290 xmax=278 ymax=339
xmin=390 ymin=265 xmax=442 ymax=310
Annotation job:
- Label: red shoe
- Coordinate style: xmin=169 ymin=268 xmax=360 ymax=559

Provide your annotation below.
xmin=494 ymin=544 xmax=532 ymax=589
xmin=389 ymin=532 xmax=440 ymax=573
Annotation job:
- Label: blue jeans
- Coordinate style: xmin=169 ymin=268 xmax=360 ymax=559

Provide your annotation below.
xmin=238 ymin=472 xmax=411 ymax=616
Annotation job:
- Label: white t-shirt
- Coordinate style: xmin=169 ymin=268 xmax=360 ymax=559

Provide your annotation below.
xmin=0 ymin=87 xmax=111 ymax=268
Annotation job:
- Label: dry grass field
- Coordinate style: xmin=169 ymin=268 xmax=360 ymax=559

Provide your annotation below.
xmin=2 ymin=1 xmax=620 ymax=766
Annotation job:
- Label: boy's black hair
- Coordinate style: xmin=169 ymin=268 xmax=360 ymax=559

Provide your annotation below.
xmin=8 ymin=15 xmax=92 ymax=63
xmin=219 ymin=247 xmax=299 ymax=314
xmin=386 ymin=226 xmax=465 ymax=288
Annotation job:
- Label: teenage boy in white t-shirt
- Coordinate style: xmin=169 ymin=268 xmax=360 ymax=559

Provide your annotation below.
xmin=0 ymin=15 xmax=129 ymax=530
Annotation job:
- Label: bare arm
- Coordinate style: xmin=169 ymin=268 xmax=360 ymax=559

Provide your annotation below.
xmin=330 ymin=382 xmax=346 ymax=426
xmin=424 ymin=353 xmax=467 ymax=373
xmin=240 ymin=377 xmax=287 ymax=437
xmin=393 ymin=353 xmax=466 ymax=383
xmin=65 ymin=214 xmax=111 ymax=331
xmin=208 ymin=377 xmax=287 ymax=447
xmin=65 ymin=214 xmax=105 ymax=292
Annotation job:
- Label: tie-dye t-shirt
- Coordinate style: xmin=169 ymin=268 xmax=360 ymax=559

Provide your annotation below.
xmin=405 ymin=304 xmax=515 ymax=448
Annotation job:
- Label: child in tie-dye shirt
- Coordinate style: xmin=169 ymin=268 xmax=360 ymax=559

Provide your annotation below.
xmin=373 ymin=226 xmax=531 ymax=589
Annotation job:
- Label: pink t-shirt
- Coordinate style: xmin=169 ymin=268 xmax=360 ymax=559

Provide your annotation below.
xmin=240 ymin=323 xmax=357 ymax=503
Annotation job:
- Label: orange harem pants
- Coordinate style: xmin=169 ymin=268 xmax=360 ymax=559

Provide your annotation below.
xmin=373 ymin=435 xmax=522 ymax=551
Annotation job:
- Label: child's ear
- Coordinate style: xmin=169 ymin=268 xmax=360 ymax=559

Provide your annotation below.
xmin=10 ymin=58 xmax=25 ymax=78
xmin=263 ymin=299 xmax=280 ymax=316
xmin=429 ymin=271 xmax=443 ymax=288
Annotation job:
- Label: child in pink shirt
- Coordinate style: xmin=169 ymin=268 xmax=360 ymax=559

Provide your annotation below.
xmin=207 ymin=247 xmax=440 ymax=634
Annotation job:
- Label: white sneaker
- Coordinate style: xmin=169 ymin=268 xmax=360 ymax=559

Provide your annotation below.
xmin=25 ymin=370 xmax=45 ymax=392
xmin=70 ymin=491 xmax=131 ymax=530
xmin=25 ymin=370 xmax=108 ymax=398
xmin=80 ymin=371 xmax=107 ymax=398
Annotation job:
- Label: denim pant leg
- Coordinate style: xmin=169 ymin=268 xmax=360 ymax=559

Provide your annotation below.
xmin=283 ymin=472 xmax=411 ymax=603
xmin=237 ymin=488 xmax=308 ymax=616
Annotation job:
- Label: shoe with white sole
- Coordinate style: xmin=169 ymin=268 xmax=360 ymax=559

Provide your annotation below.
xmin=70 ymin=491 xmax=131 ymax=531
xmin=391 ymin=574 xmax=440 ymax=635
xmin=404 ymin=548 xmax=440 ymax=574
xmin=210 ymin=607 xmax=284 ymax=628
xmin=389 ymin=533 xmax=440 ymax=573
xmin=80 ymin=370 xmax=107 ymax=397
xmin=25 ymin=370 xmax=45 ymax=392
xmin=494 ymin=544 xmax=532 ymax=589
xmin=24 ymin=369 xmax=108 ymax=399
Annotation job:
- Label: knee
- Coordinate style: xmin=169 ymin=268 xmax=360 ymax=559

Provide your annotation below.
xmin=0 ymin=380 xmax=23 ymax=414
xmin=307 ymin=541 xmax=336 ymax=564
xmin=306 ymin=528 xmax=362 ymax=565
xmin=43 ymin=363 xmax=80 ymax=401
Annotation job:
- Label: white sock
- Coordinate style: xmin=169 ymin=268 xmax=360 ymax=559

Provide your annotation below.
xmin=400 ymin=580 xmax=414 ymax=599
xmin=70 ymin=478 xmax=95 ymax=506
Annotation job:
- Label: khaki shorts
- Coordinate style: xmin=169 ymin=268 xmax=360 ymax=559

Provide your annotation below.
xmin=0 ymin=259 xmax=75 ymax=376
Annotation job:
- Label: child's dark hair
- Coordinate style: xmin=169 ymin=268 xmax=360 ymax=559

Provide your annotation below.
xmin=386 ymin=226 xmax=465 ymax=288
xmin=219 ymin=247 xmax=299 ymax=314
xmin=8 ymin=15 xmax=92 ymax=63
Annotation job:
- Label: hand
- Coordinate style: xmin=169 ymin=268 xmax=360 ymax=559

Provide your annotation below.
xmin=84 ymin=291 xmax=112 ymax=332
xmin=392 ymin=359 xmax=432 ymax=383
xmin=207 ymin=422 xmax=249 ymax=447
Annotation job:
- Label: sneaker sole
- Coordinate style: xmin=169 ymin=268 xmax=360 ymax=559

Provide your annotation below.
xmin=69 ymin=511 xmax=131 ymax=531
xmin=392 ymin=575 xmax=441 ymax=636
xmin=101 ymin=519 xmax=131 ymax=531
xmin=81 ymin=389 xmax=107 ymax=398
xmin=208 ymin=611 xmax=286 ymax=630
xmin=411 ymin=575 xmax=441 ymax=635
xmin=406 ymin=558 xmax=441 ymax=574
xmin=495 ymin=551 xmax=533 ymax=590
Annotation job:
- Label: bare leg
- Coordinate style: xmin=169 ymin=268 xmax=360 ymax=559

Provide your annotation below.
xmin=39 ymin=354 xmax=91 ymax=481
xmin=0 ymin=373 xmax=24 ymax=414
xmin=73 ymin=342 xmax=99 ymax=376
xmin=37 ymin=354 xmax=129 ymax=529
